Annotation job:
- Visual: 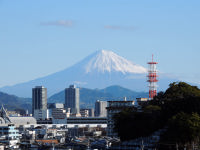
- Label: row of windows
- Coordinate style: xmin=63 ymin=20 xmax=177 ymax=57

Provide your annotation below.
xmin=0 ymin=132 xmax=18 ymax=134
xmin=0 ymin=128 xmax=9 ymax=130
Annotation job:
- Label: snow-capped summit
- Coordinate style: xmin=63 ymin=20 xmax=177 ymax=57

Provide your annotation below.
xmin=80 ymin=50 xmax=147 ymax=74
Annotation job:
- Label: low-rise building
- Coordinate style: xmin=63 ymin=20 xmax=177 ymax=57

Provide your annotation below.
xmin=48 ymin=103 xmax=64 ymax=109
xmin=136 ymin=98 xmax=148 ymax=105
xmin=80 ymin=109 xmax=89 ymax=117
xmin=80 ymin=108 xmax=94 ymax=117
xmin=0 ymin=124 xmax=20 ymax=140
xmin=52 ymin=108 xmax=67 ymax=124
xmin=67 ymin=117 xmax=107 ymax=124
xmin=7 ymin=111 xmax=20 ymax=117
xmin=0 ymin=124 xmax=21 ymax=149
xmin=34 ymin=109 xmax=50 ymax=120
xmin=9 ymin=117 xmax=37 ymax=126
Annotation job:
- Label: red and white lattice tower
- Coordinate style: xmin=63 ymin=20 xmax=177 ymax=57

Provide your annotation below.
xmin=147 ymin=54 xmax=158 ymax=99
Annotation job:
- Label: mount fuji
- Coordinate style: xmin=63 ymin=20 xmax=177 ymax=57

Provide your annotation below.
xmin=0 ymin=50 xmax=176 ymax=97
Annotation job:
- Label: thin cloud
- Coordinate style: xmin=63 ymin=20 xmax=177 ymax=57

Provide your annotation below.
xmin=74 ymin=81 xmax=87 ymax=85
xmin=40 ymin=20 xmax=73 ymax=27
xmin=104 ymin=25 xmax=135 ymax=31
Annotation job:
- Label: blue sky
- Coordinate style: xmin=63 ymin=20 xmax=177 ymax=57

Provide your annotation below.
xmin=0 ymin=0 xmax=200 ymax=87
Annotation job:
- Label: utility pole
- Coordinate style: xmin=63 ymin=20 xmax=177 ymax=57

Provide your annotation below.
xmin=141 ymin=140 xmax=144 ymax=150
xmin=192 ymin=142 xmax=194 ymax=150
xmin=176 ymin=143 xmax=179 ymax=150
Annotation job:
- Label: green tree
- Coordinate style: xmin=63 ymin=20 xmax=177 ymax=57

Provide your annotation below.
xmin=113 ymin=82 xmax=200 ymax=144
xmin=113 ymin=106 xmax=161 ymax=141
xmin=164 ymin=82 xmax=200 ymax=99
xmin=160 ymin=112 xmax=200 ymax=149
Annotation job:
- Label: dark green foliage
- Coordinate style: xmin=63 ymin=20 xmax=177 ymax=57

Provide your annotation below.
xmin=151 ymin=82 xmax=200 ymax=125
xmin=113 ymin=81 xmax=200 ymax=146
xmin=160 ymin=96 xmax=200 ymax=124
xmin=161 ymin=112 xmax=200 ymax=144
xmin=114 ymin=106 xmax=161 ymax=141
xmin=164 ymin=82 xmax=200 ymax=99
xmin=143 ymin=105 xmax=161 ymax=112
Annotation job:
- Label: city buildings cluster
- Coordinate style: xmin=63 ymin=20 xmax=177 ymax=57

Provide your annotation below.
xmin=32 ymin=85 xmax=108 ymax=124
xmin=0 ymin=55 xmax=158 ymax=149
xmin=0 ymin=84 xmax=141 ymax=149
xmin=0 ymin=84 xmax=153 ymax=149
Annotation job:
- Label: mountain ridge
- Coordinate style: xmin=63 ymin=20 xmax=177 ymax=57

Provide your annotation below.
xmin=0 ymin=91 xmax=31 ymax=112
xmin=48 ymin=85 xmax=149 ymax=108
xmin=0 ymin=85 xmax=147 ymax=113
xmin=0 ymin=50 xmax=176 ymax=97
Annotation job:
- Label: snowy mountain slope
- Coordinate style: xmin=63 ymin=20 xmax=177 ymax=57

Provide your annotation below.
xmin=82 ymin=50 xmax=147 ymax=74
xmin=0 ymin=50 xmax=176 ymax=97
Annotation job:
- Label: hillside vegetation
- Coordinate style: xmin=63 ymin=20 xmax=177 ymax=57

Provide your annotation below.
xmin=114 ymin=82 xmax=200 ymax=149
xmin=0 ymin=92 xmax=31 ymax=112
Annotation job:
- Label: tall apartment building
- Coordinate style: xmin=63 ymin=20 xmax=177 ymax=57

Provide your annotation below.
xmin=65 ymin=85 xmax=80 ymax=115
xmin=32 ymin=86 xmax=47 ymax=115
xmin=95 ymin=100 xmax=107 ymax=117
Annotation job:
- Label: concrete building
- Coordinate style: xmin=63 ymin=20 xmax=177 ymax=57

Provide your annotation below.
xmin=48 ymin=103 xmax=64 ymax=109
xmin=32 ymin=86 xmax=47 ymax=115
xmin=136 ymin=98 xmax=148 ymax=105
xmin=9 ymin=117 xmax=37 ymax=126
xmin=52 ymin=108 xmax=67 ymax=124
xmin=7 ymin=111 xmax=20 ymax=117
xmin=0 ymin=105 xmax=36 ymax=126
xmin=47 ymin=103 xmax=65 ymax=118
xmin=0 ymin=124 xmax=20 ymax=140
xmin=0 ymin=124 xmax=21 ymax=149
xmin=88 ymin=108 xmax=95 ymax=117
xmin=80 ymin=109 xmax=89 ymax=117
xmin=79 ymin=108 xmax=95 ymax=117
xmin=65 ymin=85 xmax=80 ymax=115
xmin=0 ymin=116 xmax=37 ymax=126
xmin=34 ymin=109 xmax=50 ymax=120
xmin=95 ymin=100 xmax=107 ymax=117
xmin=67 ymin=117 xmax=107 ymax=125
xmin=106 ymin=100 xmax=135 ymax=137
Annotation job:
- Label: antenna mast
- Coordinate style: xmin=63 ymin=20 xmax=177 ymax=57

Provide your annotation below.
xmin=147 ymin=54 xmax=158 ymax=99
